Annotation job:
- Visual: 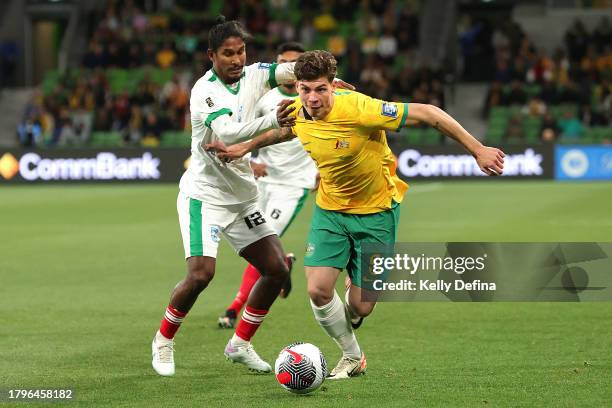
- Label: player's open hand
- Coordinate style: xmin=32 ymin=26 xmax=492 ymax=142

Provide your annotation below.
xmin=216 ymin=143 xmax=250 ymax=162
xmin=277 ymin=99 xmax=296 ymax=128
xmin=333 ymin=78 xmax=355 ymax=90
xmin=474 ymin=145 xmax=505 ymax=176
xmin=204 ymin=140 xmax=228 ymax=154
xmin=204 ymin=139 xmax=246 ymax=163
xmin=250 ymin=161 xmax=268 ymax=178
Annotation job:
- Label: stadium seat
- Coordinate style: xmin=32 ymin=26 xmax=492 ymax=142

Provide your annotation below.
xmin=160 ymin=131 xmax=190 ymax=147
xmin=486 ymin=126 xmax=505 ymax=144
xmin=490 ymin=106 xmax=510 ymax=121
xmin=41 ymin=69 xmax=61 ymax=95
xmin=89 ymin=131 xmax=123 ymax=147
xmin=592 ymin=127 xmax=610 ymax=141
xmin=404 ymin=128 xmax=424 ymax=145
xmin=525 ymin=84 xmax=542 ymax=98
xmin=422 ymin=128 xmax=442 ymax=145
xmin=550 ymin=104 xmax=578 ymax=120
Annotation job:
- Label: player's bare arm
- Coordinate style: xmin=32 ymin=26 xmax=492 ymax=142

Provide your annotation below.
xmin=405 ymin=103 xmax=506 ymax=176
xmin=206 ymin=99 xmax=297 ymax=160
xmin=209 ymin=97 xmax=295 ymax=146
xmin=206 ymin=127 xmax=296 ymax=162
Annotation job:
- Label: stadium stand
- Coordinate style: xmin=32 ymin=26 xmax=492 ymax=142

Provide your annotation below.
xmin=480 ymin=16 xmax=610 ymax=145
xmin=17 ymin=1 xmax=610 ymax=148
xmin=23 ymin=0 xmax=450 ymax=148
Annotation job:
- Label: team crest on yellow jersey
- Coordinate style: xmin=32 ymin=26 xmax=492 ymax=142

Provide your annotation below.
xmin=334 ymin=139 xmax=350 ymax=149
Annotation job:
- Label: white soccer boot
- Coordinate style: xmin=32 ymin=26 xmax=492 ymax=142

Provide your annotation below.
xmin=327 ymin=353 xmax=367 ymax=380
xmin=152 ymin=331 xmax=175 ymax=376
xmin=224 ymin=339 xmax=272 ymax=373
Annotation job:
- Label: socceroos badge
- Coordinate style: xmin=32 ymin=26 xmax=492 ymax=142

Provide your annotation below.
xmin=334 ymin=139 xmax=350 ymax=149
xmin=305 ymin=243 xmax=315 ymax=256
xmin=381 ymin=102 xmax=398 ymax=118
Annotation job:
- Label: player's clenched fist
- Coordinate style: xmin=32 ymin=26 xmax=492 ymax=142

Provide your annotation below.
xmin=474 ymin=146 xmax=505 ymax=176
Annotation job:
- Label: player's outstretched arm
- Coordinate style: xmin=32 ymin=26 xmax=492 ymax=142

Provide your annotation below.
xmin=205 ymin=99 xmax=297 ymax=161
xmin=210 ymin=104 xmax=295 ymax=145
xmin=405 ymin=103 xmax=505 ymax=176
xmin=205 ymin=127 xmax=295 ymax=162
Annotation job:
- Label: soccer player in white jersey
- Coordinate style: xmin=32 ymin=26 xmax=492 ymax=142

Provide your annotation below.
xmin=218 ymin=42 xmax=319 ymax=329
xmin=151 ymin=17 xmax=353 ymax=377
xmin=151 ymin=17 xmax=301 ymax=377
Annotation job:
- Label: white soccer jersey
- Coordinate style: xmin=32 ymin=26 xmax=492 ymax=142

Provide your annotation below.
xmin=254 ymin=87 xmax=319 ymax=189
xmin=179 ymin=62 xmax=294 ymax=205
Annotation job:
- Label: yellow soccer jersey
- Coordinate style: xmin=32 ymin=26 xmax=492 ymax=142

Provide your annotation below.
xmin=290 ymin=90 xmax=409 ymax=214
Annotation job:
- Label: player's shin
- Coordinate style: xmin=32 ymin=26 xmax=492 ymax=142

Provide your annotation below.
xmin=310 ymin=291 xmax=362 ymax=359
xmin=231 ymin=274 xmax=282 ymax=345
xmin=228 ymin=264 xmax=262 ymax=315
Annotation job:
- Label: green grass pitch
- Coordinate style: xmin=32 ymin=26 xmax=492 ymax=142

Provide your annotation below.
xmin=1 ymin=181 xmax=611 ymax=407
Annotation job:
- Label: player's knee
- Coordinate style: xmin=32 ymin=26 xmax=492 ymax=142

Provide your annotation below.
xmin=187 ymin=261 xmax=215 ymax=291
xmin=264 ymin=255 xmax=289 ymax=283
xmin=308 ymin=285 xmax=334 ymax=306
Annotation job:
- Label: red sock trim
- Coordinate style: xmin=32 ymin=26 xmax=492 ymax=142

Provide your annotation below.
xmin=159 ymin=305 xmax=186 ymax=339
xmin=235 ymin=306 xmax=269 ymax=341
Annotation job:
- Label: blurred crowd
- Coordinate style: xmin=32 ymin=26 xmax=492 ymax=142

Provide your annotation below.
xmin=18 ymin=69 xmax=190 ymax=147
xmin=20 ymin=0 xmax=447 ymax=147
xmin=476 ymin=17 xmax=611 ymax=143
xmin=19 ymin=0 xmax=609 ymax=148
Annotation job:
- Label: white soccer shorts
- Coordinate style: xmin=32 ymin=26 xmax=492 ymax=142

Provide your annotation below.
xmin=177 ymin=191 xmax=276 ymax=258
xmin=257 ymin=182 xmax=310 ymax=237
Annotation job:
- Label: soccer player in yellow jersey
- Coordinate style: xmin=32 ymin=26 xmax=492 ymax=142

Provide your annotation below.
xmin=207 ymin=50 xmax=505 ymax=379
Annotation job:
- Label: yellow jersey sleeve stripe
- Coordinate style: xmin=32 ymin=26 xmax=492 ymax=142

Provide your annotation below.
xmin=397 ymin=103 xmax=409 ymax=131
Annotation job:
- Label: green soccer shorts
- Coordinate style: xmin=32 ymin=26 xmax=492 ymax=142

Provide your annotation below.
xmin=304 ymin=201 xmax=401 ymax=287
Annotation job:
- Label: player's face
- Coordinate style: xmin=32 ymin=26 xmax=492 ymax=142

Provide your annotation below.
xmin=277 ymin=50 xmax=301 ymax=64
xmin=297 ymin=78 xmax=335 ymax=119
xmin=277 ymin=50 xmax=302 ymax=89
xmin=209 ymin=36 xmax=246 ymax=84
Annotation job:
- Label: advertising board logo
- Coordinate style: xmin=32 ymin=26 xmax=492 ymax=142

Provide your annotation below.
xmin=601 ymin=153 xmax=612 ymax=172
xmin=560 ymin=149 xmax=589 ymax=178
xmin=397 ymin=148 xmax=544 ymax=178
xmin=0 ymin=153 xmax=20 ymax=180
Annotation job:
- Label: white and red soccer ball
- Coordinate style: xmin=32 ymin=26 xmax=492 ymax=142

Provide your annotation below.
xmin=274 ymin=342 xmax=327 ymax=394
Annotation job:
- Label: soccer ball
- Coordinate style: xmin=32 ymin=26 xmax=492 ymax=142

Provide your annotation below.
xmin=274 ymin=342 xmax=328 ymax=394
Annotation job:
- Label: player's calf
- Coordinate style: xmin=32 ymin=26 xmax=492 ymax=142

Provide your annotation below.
xmin=344 ymin=277 xmax=376 ymax=330
xmin=279 ymin=253 xmax=296 ymax=298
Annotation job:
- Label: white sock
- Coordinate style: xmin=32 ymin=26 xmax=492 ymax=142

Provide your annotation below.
xmin=311 ymin=291 xmax=361 ymax=359
xmin=156 ymin=330 xmax=173 ymax=343
xmin=231 ymin=333 xmax=249 ymax=347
